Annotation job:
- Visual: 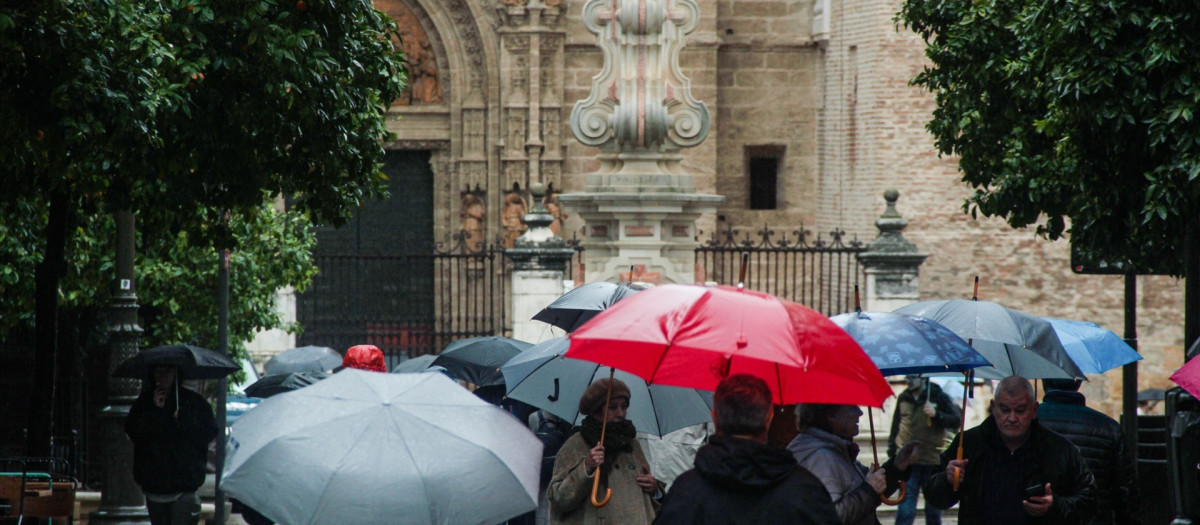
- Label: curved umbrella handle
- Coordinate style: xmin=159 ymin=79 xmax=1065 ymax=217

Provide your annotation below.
xmin=873 ymin=462 xmax=907 ymax=506
xmin=590 ymin=469 xmax=612 ymax=507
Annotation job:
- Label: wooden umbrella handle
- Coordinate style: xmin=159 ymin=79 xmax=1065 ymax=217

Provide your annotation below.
xmin=590 ymin=368 xmax=616 ymax=508
xmin=590 ymin=469 xmax=613 ymax=507
xmin=874 ymin=463 xmax=908 ymax=506
xmin=952 ymin=445 xmax=964 ymax=491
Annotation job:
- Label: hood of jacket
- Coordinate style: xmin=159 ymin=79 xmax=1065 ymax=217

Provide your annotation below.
xmin=693 ymin=435 xmax=798 ymax=492
xmin=342 ymin=344 xmax=387 ymax=372
xmin=786 ymin=427 xmax=857 ymax=464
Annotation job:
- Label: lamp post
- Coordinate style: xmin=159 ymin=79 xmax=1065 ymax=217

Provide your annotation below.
xmin=90 ymin=210 xmax=151 ymax=524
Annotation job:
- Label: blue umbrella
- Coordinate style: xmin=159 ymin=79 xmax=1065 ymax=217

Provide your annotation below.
xmin=1043 ymin=317 xmax=1142 ymax=374
xmin=829 ymin=310 xmax=992 ymax=376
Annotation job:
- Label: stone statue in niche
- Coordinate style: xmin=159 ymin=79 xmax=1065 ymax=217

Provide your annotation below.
xmin=459 ymin=193 xmax=486 ymax=252
xmin=392 ymin=3 xmax=442 ymax=105
xmin=501 ymin=192 xmax=528 ymax=248
xmin=544 ymin=191 xmax=567 ymax=238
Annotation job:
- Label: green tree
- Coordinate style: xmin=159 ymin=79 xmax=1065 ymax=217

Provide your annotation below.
xmin=898 ymin=0 xmax=1200 ymax=276
xmin=1 ymin=0 xmax=405 ymax=454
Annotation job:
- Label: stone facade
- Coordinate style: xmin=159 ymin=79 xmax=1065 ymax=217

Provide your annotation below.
xmin=372 ymin=0 xmax=1185 ymax=419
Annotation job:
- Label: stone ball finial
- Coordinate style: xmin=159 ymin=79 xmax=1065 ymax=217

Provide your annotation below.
xmin=884 ymin=188 xmax=899 ymax=203
xmin=530 ymin=182 xmax=547 ymax=200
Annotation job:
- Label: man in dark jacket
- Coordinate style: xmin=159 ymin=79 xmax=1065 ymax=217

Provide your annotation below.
xmin=924 ymin=375 xmax=1096 ymax=525
xmin=888 ymin=375 xmax=962 ymax=525
xmin=1037 ymin=378 xmax=1141 ymax=525
xmin=654 ymin=374 xmax=840 ymax=525
xmin=125 ymin=365 xmax=219 ymax=525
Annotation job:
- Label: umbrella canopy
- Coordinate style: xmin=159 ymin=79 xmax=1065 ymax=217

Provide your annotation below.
xmin=243 ymin=371 xmax=331 ymax=398
xmin=112 ymin=344 xmax=239 ymax=380
xmin=893 ymin=299 xmax=1085 ymax=380
xmin=432 ymin=336 xmax=533 ymax=387
xmin=502 ymin=337 xmax=713 ymax=436
xmin=223 ymin=369 xmax=542 ymax=525
xmin=1042 ymin=317 xmax=1142 ymax=374
xmin=391 ymin=354 xmax=438 ymax=374
xmin=1171 ymin=358 xmax=1200 ymax=399
xmin=829 ymin=311 xmax=992 ymax=376
xmin=263 ymin=345 xmax=343 ymax=375
xmin=566 ymin=284 xmax=893 ymax=407
xmin=532 ymin=281 xmax=646 ymax=332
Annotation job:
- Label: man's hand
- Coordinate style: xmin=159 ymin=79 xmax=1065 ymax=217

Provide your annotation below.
xmin=923 ymin=402 xmax=936 ymax=418
xmin=585 ymin=444 xmax=605 ymax=475
xmin=1023 ymin=483 xmax=1053 ymax=517
xmin=896 ymin=440 xmax=922 ymax=470
xmin=866 ymin=466 xmax=886 ymax=493
xmin=636 ymin=464 xmax=657 ymax=494
xmin=154 ymin=386 xmax=168 ymax=408
xmin=946 ymin=458 xmax=968 ymax=488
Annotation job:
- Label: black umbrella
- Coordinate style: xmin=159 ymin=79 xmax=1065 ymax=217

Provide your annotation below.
xmin=264 ymin=345 xmax=343 ymax=375
xmin=432 ymin=336 xmax=533 ymax=387
xmin=391 ymin=354 xmax=437 ymax=374
xmin=532 ymin=281 xmax=647 ymax=332
xmin=244 ymin=371 xmax=331 ymax=398
xmin=112 ymin=344 xmax=239 ymax=380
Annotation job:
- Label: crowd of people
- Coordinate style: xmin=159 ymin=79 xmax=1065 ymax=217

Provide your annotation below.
xmin=123 ymin=340 xmax=1135 ymax=525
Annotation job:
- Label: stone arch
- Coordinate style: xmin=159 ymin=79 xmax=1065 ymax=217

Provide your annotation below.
xmin=377 ymin=0 xmax=503 ymax=242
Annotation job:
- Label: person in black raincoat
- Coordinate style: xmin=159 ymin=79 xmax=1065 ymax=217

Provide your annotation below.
xmin=125 ymin=365 xmax=219 ymax=525
xmin=654 ymin=374 xmax=841 ymax=525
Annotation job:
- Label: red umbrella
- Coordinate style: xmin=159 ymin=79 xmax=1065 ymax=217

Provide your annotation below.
xmin=565 ymin=284 xmax=892 ymax=407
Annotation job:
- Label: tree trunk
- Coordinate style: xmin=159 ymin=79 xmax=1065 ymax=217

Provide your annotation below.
xmin=27 ymin=190 xmax=72 ymax=456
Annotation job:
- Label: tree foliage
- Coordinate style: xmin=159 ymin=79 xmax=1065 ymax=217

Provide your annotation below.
xmin=899 ymin=0 xmax=1200 ymax=275
xmin=0 ymin=0 xmax=406 ymax=453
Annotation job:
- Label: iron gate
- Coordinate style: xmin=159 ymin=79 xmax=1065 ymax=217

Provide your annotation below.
xmin=695 ymin=224 xmax=867 ymax=315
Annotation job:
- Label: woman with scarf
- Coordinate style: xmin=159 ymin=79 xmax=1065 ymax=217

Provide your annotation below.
xmin=547 ymin=378 xmax=661 ymax=525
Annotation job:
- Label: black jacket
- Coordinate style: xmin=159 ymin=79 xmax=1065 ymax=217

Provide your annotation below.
xmin=924 ymin=416 xmax=1097 ymax=525
xmin=654 ymin=435 xmax=840 ymax=525
xmin=125 ymin=384 xmax=219 ymax=494
xmin=1038 ymin=390 xmax=1141 ymax=525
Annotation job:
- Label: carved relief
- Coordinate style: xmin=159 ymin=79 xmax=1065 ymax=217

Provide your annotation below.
xmin=502 ymin=191 xmax=528 ymax=248
xmin=507 ymin=109 xmax=526 ymax=154
xmin=447 ymin=0 xmax=486 ymax=98
xmin=541 ymin=110 xmax=561 ymax=153
xmin=504 ymin=161 xmax=526 ymax=189
xmin=540 ymin=54 xmax=557 ymax=102
xmin=513 ymin=54 xmax=528 ymax=94
xmin=463 ymin=110 xmax=485 ymax=158
xmin=389 ymin=2 xmax=442 ymax=105
xmin=460 ymin=161 xmax=487 ymax=189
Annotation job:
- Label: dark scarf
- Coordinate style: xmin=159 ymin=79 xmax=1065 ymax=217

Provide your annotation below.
xmin=579 ymin=416 xmax=636 ymax=453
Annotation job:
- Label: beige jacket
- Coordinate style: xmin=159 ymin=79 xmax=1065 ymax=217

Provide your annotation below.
xmin=547 ymin=433 xmax=659 ymax=525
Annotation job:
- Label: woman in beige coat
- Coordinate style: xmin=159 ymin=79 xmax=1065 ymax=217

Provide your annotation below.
xmin=547 ymin=378 xmax=661 ymax=525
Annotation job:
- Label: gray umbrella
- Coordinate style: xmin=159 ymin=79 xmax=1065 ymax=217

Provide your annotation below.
xmin=894 ymin=299 xmax=1085 ymax=379
xmin=263 ymin=345 xmax=343 ymax=375
xmin=223 ymin=370 xmax=542 ymax=525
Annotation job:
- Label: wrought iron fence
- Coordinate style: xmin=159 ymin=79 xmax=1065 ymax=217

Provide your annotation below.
xmin=296 ymin=231 xmax=585 ymax=364
xmin=695 ymin=224 xmax=867 ymax=315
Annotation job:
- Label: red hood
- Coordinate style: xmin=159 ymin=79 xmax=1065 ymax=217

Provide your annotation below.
xmin=343 ymin=345 xmax=387 ymax=372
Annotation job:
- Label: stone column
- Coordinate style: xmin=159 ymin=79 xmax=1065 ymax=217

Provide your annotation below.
xmin=558 ymin=0 xmax=723 ymax=284
xmin=857 ymin=189 xmax=928 ymax=311
xmin=91 ymin=210 xmax=151 ymax=524
xmin=507 ymin=183 xmax=576 ymax=343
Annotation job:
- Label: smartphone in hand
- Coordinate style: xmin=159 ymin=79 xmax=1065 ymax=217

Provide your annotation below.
xmin=1024 ymin=483 xmax=1045 ymax=500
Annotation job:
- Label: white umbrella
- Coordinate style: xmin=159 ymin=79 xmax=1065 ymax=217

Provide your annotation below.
xmin=222 ymin=369 xmax=542 ymax=525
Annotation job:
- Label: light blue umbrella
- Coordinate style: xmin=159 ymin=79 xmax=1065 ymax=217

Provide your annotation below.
xmin=1043 ymin=317 xmax=1142 ymax=374
xmin=830 ymin=310 xmax=992 ymax=377
xmin=501 ymin=337 xmax=713 ymax=436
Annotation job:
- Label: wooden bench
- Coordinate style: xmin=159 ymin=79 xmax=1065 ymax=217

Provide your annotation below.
xmin=0 ymin=472 xmax=77 ymax=524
